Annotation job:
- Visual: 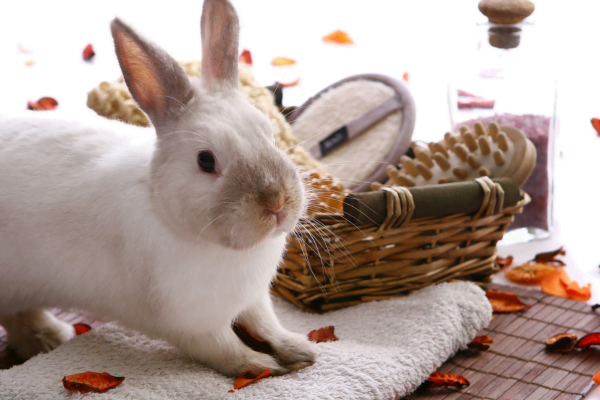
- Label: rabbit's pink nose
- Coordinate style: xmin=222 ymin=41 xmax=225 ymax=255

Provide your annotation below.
xmin=265 ymin=205 xmax=283 ymax=217
xmin=265 ymin=205 xmax=285 ymax=226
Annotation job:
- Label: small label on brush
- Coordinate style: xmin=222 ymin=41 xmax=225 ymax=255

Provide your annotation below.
xmin=319 ymin=126 xmax=348 ymax=156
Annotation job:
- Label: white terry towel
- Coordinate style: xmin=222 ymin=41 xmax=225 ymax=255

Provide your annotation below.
xmin=0 ymin=281 xmax=491 ymax=400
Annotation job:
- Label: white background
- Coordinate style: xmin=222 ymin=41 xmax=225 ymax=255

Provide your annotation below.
xmin=1 ymin=0 xmax=599 ymax=396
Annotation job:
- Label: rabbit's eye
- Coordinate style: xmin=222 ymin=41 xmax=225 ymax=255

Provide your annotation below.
xmin=197 ymin=151 xmax=216 ymax=173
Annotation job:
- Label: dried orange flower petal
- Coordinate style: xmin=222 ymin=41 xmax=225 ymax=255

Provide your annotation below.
xmin=271 ymin=57 xmax=296 ymax=66
xmin=593 ymin=369 xmax=600 ymax=385
xmin=308 ymin=326 xmax=338 ymax=343
xmin=592 ymin=118 xmax=600 ymax=136
xmin=63 ymin=372 xmax=124 ymax=393
xmin=322 ymin=30 xmax=354 ymax=44
xmin=565 ymin=280 xmax=592 ymax=301
xmin=27 ymin=97 xmax=58 ymax=111
xmin=233 ymin=368 xmax=271 ymax=390
xmin=426 ymin=372 xmax=470 ymax=389
xmin=542 ymin=268 xmax=591 ymax=301
xmin=468 ymin=335 xmax=493 ymax=351
xmin=486 ymin=290 xmax=532 ymax=313
xmin=541 ymin=269 xmax=569 ymax=298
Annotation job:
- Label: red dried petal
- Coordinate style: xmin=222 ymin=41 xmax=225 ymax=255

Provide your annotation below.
xmin=457 ymin=89 xmax=477 ymax=97
xmin=486 ymin=290 xmax=532 ymax=313
xmin=496 ymin=255 xmax=513 ymax=270
xmin=591 ymin=118 xmax=600 ymax=136
xmin=228 ymin=389 xmax=235 ymax=393
xmin=576 ymin=333 xmax=600 ymax=349
xmin=426 ymin=372 xmax=470 ymax=389
xmin=232 ymin=323 xmax=273 ymax=355
xmin=83 ymin=44 xmax=95 ymax=61
xmin=233 ymin=368 xmax=270 ymax=390
xmin=17 ymin=43 xmax=33 ymax=54
xmin=467 ymin=335 xmax=493 ymax=351
xmin=73 ymin=323 xmax=92 ymax=336
xmin=456 ymin=89 xmax=479 ymax=97
xmin=27 ymin=97 xmax=58 ymax=111
xmin=457 ymin=99 xmax=495 ymax=109
xmin=308 ymin=326 xmax=338 ymax=343
xmin=62 ymin=372 xmax=124 ymax=393
xmin=545 ymin=333 xmax=577 ymax=352
xmin=239 ymin=49 xmax=252 ymax=66
xmin=277 ymin=78 xmax=300 ymax=88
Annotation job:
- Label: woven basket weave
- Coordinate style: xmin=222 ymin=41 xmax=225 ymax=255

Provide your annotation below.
xmin=272 ymin=177 xmax=530 ymax=313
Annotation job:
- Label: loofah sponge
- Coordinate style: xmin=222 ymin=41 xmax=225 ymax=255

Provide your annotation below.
xmin=87 ymin=61 xmax=324 ymax=173
xmin=373 ymin=122 xmax=536 ymax=190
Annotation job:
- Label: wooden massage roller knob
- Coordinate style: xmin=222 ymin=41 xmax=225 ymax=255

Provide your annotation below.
xmin=372 ymin=122 xmax=536 ymax=190
xmin=305 ymin=170 xmax=350 ymax=215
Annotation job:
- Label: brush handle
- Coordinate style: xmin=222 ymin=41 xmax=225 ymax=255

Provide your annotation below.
xmin=343 ymin=177 xmax=521 ymax=225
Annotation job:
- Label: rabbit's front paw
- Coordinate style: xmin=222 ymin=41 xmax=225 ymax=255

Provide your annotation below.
xmin=272 ymin=331 xmax=318 ymax=371
xmin=237 ymin=352 xmax=290 ymax=377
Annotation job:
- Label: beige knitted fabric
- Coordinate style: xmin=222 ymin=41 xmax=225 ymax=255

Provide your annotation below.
xmin=87 ymin=61 xmax=323 ymax=172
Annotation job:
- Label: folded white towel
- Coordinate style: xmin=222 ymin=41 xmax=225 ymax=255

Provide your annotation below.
xmin=0 ymin=281 xmax=491 ymax=400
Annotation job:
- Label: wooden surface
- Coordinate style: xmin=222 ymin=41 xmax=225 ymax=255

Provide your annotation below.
xmin=405 ymin=283 xmax=600 ymax=400
xmin=1 ymin=284 xmax=598 ymax=400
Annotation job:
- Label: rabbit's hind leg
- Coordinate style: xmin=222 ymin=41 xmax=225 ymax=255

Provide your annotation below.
xmin=0 ymin=309 xmax=75 ymax=360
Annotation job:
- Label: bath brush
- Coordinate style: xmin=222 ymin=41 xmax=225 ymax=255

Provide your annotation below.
xmin=289 ymin=74 xmax=416 ymax=192
xmin=372 ymin=122 xmax=536 ymax=190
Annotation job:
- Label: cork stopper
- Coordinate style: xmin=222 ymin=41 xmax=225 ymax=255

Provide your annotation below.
xmin=478 ymin=0 xmax=535 ymax=49
xmin=479 ymin=0 xmax=535 ymax=24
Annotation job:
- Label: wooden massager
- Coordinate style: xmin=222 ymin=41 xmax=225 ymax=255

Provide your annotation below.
xmin=371 ymin=122 xmax=536 ymax=190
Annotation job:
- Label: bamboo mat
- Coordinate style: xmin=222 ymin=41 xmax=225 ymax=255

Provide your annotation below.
xmin=405 ymin=283 xmax=600 ymax=400
xmin=1 ymin=284 xmax=599 ymax=400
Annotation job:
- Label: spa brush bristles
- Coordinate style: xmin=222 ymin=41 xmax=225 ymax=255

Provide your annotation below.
xmin=372 ymin=122 xmax=536 ymax=191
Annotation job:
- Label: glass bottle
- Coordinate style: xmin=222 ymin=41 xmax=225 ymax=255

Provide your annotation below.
xmin=447 ymin=2 xmax=556 ymax=244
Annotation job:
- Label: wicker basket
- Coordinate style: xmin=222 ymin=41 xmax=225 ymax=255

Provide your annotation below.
xmin=272 ymin=177 xmax=530 ymax=313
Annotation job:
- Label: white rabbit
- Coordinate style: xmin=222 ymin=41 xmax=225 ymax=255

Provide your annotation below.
xmin=0 ymin=0 xmax=317 ymax=377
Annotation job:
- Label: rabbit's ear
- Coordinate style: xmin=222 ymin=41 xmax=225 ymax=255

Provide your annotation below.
xmin=200 ymin=0 xmax=239 ymax=91
xmin=111 ymin=18 xmax=193 ymax=127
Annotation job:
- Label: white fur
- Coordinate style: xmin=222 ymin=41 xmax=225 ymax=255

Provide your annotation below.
xmin=0 ymin=0 xmax=316 ymax=377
